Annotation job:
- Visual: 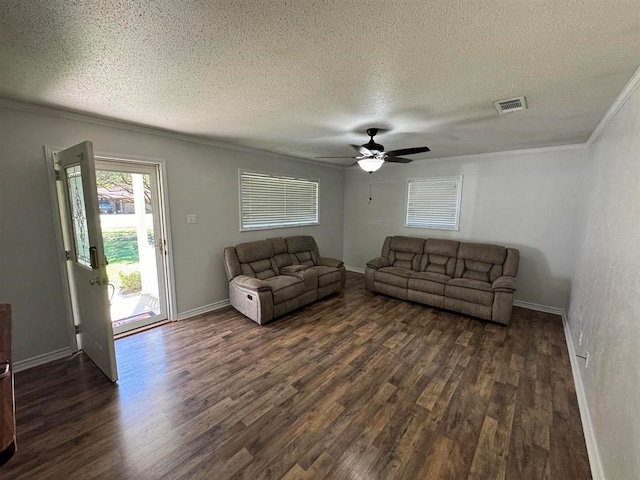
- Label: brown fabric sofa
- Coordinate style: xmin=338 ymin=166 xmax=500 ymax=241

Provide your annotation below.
xmin=365 ymin=236 xmax=519 ymax=324
xmin=224 ymin=235 xmax=346 ymax=324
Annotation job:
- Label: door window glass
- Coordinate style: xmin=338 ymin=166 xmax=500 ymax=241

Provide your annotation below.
xmin=65 ymin=165 xmax=91 ymax=267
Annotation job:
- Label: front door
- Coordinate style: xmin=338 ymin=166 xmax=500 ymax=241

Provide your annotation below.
xmin=57 ymin=142 xmax=118 ymax=382
xmin=95 ymin=160 xmax=169 ymax=335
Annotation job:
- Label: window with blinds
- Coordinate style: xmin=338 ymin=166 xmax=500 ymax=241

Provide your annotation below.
xmin=405 ymin=175 xmax=463 ymax=230
xmin=240 ymin=170 xmax=319 ymax=230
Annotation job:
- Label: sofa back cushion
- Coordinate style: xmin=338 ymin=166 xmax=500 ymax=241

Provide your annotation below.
xmin=382 ymin=236 xmax=424 ymax=272
xmin=269 ymin=237 xmax=292 ymax=270
xmin=503 ymin=248 xmax=520 ymax=277
xmin=420 ymin=239 xmax=460 ymax=276
xmin=235 ymin=240 xmax=278 ymax=279
xmin=454 ymin=242 xmax=506 ymax=283
xmin=285 ymin=235 xmax=320 ymax=267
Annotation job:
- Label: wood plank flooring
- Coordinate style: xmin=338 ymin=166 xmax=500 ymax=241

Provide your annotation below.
xmin=3 ymin=272 xmax=591 ymax=479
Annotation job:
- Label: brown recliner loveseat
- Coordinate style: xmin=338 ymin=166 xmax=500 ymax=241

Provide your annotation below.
xmin=224 ymin=235 xmax=345 ymax=324
xmin=365 ymin=236 xmax=519 ymax=325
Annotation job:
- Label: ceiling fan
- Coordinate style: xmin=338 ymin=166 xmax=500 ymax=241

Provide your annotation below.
xmin=317 ymin=128 xmax=430 ymax=172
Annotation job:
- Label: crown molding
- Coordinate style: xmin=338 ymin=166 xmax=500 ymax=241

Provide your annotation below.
xmin=0 ymin=97 xmax=344 ymax=170
xmin=587 ymin=65 xmax=640 ymax=146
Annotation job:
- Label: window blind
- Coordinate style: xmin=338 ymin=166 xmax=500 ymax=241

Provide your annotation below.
xmin=405 ymin=176 xmax=463 ymax=230
xmin=240 ymin=171 xmax=319 ymax=230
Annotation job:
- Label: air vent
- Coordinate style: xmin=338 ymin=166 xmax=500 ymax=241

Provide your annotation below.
xmin=494 ymin=96 xmax=527 ymax=114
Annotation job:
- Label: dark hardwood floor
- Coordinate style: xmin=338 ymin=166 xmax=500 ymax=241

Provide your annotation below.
xmin=3 ymin=272 xmax=591 ymax=479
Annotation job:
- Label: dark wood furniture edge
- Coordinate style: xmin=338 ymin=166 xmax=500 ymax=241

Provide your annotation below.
xmin=0 ymin=440 xmax=15 ymax=467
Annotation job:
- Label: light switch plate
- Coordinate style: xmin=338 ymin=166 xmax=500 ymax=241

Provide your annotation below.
xmin=187 ymin=214 xmax=197 ymax=224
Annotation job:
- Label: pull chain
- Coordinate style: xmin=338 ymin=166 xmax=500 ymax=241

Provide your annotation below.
xmin=369 ymin=172 xmax=373 ymax=204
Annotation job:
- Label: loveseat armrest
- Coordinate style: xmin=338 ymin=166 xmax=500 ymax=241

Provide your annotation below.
xmin=492 ymin=276 xmax=517 ymax=293
xmin=231 ymin=275 xmax=272 ymax=292
xmin=317 ymin=256 xmax=344 ymax=268
xmin=366 ymin=257 xmax=390 ymax=269
xmin=280 ymin=265 xmax=309 ymax=274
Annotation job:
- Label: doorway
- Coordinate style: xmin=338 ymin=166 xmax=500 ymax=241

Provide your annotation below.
xmin=95 ymin=160 xmax=170 ymax=335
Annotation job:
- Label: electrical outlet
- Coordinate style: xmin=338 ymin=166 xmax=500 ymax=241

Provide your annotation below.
xmin=578 ymin=330 xmax=583 ymax=346
xmin=585 ymin=351 xmax=590 ymax=369
xmin=187 ymin=214 xmax=197 ymax=224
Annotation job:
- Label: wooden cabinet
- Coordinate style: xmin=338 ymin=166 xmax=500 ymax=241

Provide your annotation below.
xmin=0 ymin=304 xmax=16 ymax=467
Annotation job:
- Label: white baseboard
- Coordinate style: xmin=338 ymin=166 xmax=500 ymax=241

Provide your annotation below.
xmin=176 ymin=299 xmax=231 ymax=321
xmin=512 ymin=299 xmax=565 ymax=316
xmin=560 ymin=312 xmax=605 ymax=480
xmin=14 ymin=347 xmax=72 ymax=373
xmin=345 ymin=265 xmax=365 ymax=274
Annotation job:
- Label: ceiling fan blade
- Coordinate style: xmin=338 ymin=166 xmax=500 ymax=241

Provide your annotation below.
xmin=352 ymin=144 xmax=373 ymax=156
xmin=385 ymin=157 xmax=413 ymax=164
xmin=315 ymin=156 xmax=359 ymax=159
xmin=386 ymin=146 xmax=430 ymax=157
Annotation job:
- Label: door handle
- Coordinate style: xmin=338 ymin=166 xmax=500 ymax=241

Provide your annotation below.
xmin=90 ymin=246 xmax=99 ymax=269
xmin=89 ymin=277 xmax=102 ymax=286
xmin=0 ymin=362 xmax=10 ymax=379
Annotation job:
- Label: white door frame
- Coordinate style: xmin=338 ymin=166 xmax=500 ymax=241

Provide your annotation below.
xmin=44 ymin=146 xmax=178 ymax=349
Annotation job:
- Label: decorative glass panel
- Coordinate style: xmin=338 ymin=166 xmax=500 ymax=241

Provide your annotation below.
xmin=66 ymin=165 xmax=91 ymax=267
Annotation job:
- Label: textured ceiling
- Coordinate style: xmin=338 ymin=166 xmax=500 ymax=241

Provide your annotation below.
xmin=1 ymin=1 xmax=640 ymax=165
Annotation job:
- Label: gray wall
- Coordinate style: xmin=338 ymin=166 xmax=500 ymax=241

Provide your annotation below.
xmin=567 ymin=83 xmax=640 ymax=479
xmin=342 ymin=146 xmax=591 ymax=309
xmin=0 ymin=105 xmax=345 ymax=363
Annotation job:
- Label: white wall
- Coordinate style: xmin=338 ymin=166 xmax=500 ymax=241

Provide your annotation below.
xmin=567 ymin=83 xmax=640 ymax=479
xmin=343 ymin=146 xmax=590 ymax=308
xmin=0 ymin=104 xmax=345 ymax=363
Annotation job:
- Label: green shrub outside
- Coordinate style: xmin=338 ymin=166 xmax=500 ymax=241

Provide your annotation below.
xmin=118 ymin=270 xmax=142 ymax=294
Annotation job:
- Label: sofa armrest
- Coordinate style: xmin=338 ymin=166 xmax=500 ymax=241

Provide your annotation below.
xmin=366 ymin=257 xmax=390 ymax=269
xmin=231 ymin=275 xmax=272 ymax=292
xmin=317 ymin=256 xmax=344 ymax=268
xmin=492 ymin=276 xmax=517 ymax=292
xmin=280 ymin=265 xmax=309 ymax=274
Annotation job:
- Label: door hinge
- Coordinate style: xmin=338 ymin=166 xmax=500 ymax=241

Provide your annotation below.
xmin=55 ymin=170 xmax=61 ymax=181
xmin=75 ymin=324 xmax=80 ymax=335
xmin=65 ymin=250 xmax=71 ymax=261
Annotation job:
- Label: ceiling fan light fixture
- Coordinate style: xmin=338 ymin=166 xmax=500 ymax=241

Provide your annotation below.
xmin=358 ymin=158 xmax=384 ymax=172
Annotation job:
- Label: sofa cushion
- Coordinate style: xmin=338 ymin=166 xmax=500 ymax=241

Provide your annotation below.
xmin=408 ymin=272 xmax=448 ymax=295
xmin=447 ymin=278 xmax=493 ymax=291
xmin=492 ymin=276 xmax=517 ymax=292
xmin=290 ymin=250 xmax=316 ymax=267
xmin=454 ymin=242 xmax=507 ymax=283
xmin=285 ymin=236 xmax=320 ymax=266
xmin=390 ymin=250 xmax=422 ymax=271
xmin=382 ymin=236 xmax=424 ymax=271
xmin=420 ymin=238 xmax=459 ymax=277
xmin=236 ymin=240 xmax=274 ymax=263
xmin=445 ymin=279 xmax=494 ymax=306
xmin=263 ymin=276 xmax=305 ymax=304
xmin=236 ymin=240 xmax=279 ymax=279
xmin=376 ymin=266 xmax=412 ymax=288
xmin=241 ymin=258 xmax=278 ymax=280
xmin=269 ymin=237 xmax=292 ymax=270
xmin=309 ymin=265 xmax=342 ymax=287
xmin=232 ymin=275 xmax=272 ymax=292
xmin=410 ymin=271 xmax=451 ymax=284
